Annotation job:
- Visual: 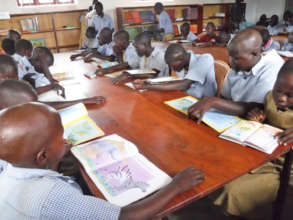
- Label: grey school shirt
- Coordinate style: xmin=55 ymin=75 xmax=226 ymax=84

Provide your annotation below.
xmin=222 ymin=50 xmax=284 ymax=104
xmin=176 ymin=51 xmax=217 ymax=99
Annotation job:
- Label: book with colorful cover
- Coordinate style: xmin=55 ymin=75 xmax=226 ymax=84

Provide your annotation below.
xmin=220 ymin=121 xmax=282 ymax=154
xmin=58 ymin=103 xmax=104 ymax=145
xmin=164 ymin=96 xmax=240 ymax=133
xmin=140 ymin=10 xmax=156 ymax=24
xmin=30 ymin=38 xmax=46 ymax=47
xmin=166 ymin=9 xmax=175 ymax=22
xmin=124 ymin=11 xmax=142 ymax=24
xmin=71 ymin=134 xmax=172 ymax=206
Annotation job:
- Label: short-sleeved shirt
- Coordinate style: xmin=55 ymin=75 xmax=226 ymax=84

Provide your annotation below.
xmin=221 ymin=50 xmax=284 ymax=103
xmin=82 ymin=38 xmax=99 ymax=49
xmin=158 ymin=11 xmax=174 ymax=34
xmin=175 ymin=51 xmax=217 ymax=99
xmin=267 ymin=24 xmax=283 ymax=35
xmin=138 ymin=46 xmax=169 ymax=77
xmin=185 ymin=32 xmax=197 ymax=42
xmin=287 ymin=26 xmax=293 ymax=32
xmin=0 ymin=159 xmax=121 ymax=220
xmin=281 ymin=40 xmax=293 ymax=52
xmin=98 ymin=41 xmax=114 ymax=56
xmin=197 ymin=33 xmax=217 ymax=43
xmin=262 ymin=38 xmax=280 ymax=51
xmin=12 ymin=53 xmax=32 ymax=79
xmin=124 ymin=43 xmax=140 ymax=69
xmin=90 ymin=13 xmax=114 ymax=35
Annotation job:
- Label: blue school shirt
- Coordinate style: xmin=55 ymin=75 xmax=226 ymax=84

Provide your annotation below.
xmin=158 ymin=11 xmax=174 ymax=34
xmin=98 ymin=41 xmax=114 ymax=56
xmin=281 ymin=40 xmax=293 ymax=52
xmin=0 ymin=159 xmax=121 ymax=220
xmin=90 ymin=13 xmax=114 ymax=35
xmin=186 ymin=31 xmax=197 ymax=42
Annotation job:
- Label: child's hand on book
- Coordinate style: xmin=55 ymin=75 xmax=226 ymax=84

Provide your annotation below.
xmin=276 ymin=127 xmax=293 ymax=146
xmin=246 ymin=108 xmax=266 ymax=123
xmin=83 ymin=96 xmax=106 ymax=105
xmin=188 ymin=97 xmax=216 ymax=123
xmin=171 ymin=167 xmax=204 ymax=194
xmin=83 ymin=56 xmax=92 ymax=63
xmin=95 ymin=69 xmax=107 ymax=76
xmin=52 ymin=83 xmax=65 ymax=98
xmin=70 ymin=54 xmax=79 ymax=61
xmin=133 ymin=79 xmax=148 ymax=90
xmin=112 ymin=71 xmax=131 ymax=84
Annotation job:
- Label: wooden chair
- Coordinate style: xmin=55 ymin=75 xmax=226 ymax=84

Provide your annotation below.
xmin=214 ymin=60 xmax=230 ymax=97
xmin=272 ymin=35 xmax=288 ymax=48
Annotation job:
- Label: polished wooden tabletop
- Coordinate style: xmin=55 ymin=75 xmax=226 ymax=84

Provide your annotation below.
xmin=54 ymin=52 xmax=291 ymax=217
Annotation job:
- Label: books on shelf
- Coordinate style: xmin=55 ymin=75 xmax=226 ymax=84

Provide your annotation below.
xmin=71 ymin=134 xmax=172 ymax=206
xmin=183 ymin=8 xmax=198 ymax=20
xmin=165 ymin=96 xmax=240 ymax=133
xmin=58 ymin=103 xmax=104 ymax=145
xmin=124 ymin=11 xmax=142 ymax=24
xmin=30 ymin=38 xmax=46 ymax=47
xmin=166 ymin=9 xmax=175 ymax=22
xmin=146 ymin=76 xmax=184 ymax=85
xmin=125 ymin=26 xmax=142 ymax=41
xmin=220 ymin=121 xmax=282 ymax=154
xmin=20 ymin=17 xmax=39 ymax=32
xmin=190 ymin=24 xmax=198 ymax=33
xmin=140 ymin=10 xmax=156 ymax=24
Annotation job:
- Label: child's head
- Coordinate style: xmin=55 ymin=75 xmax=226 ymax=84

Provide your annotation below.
xmin=0 ymin=54 xmax=18 ymax=82
xmin=165 ymin=43 xmax=188 ymax=72
xmin=8 ymin=29 xmax=21 ymax=42
xmin=15 ymin=39 xmax=33 ymax=57
xmin=270 ymin=15 xmax=279 ymax=27
xmin=86 ymin=26 xmax=97 ymax=39
xmin=180 ymin=23 xmax=190 ymax=38
xmin=272 ymin=59 xmax=293 ymax=111
xmin=95 ymin=2 xmax=104 ymax=16
xmin=98 ymin=27 xmax=112 ymax=45
xmin=1 ymin=38 xmax=15 ymax=55
xmin=133 ymin=31 xmax=152 ymax=57
xmin=31 ymin=47 xmax=54 ymax=73
xmin=154 ymin=2 xmax=164 ymax=15
xmin=0 ymin=102 xmax=67 ymax=169
xmin=259 ymin=28 xmax=271 ymax=46
xmin=288 ymin=32 xmax=293 ymax=43
xmin=283 ymin=10 xmax=291 ymax=22
xmin=0 ymin=79 xmax=37 ymax=110
xmin=206 ymin=22 xmax=216 ymax=36
xmin=113 ymin=30 xmax=130 ymax=52
xmin=259 ymin=14 xmax=267 ymax=23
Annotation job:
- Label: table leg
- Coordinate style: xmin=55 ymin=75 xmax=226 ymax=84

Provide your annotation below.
xmin=273 ymin=149 xmax=293 ymax=220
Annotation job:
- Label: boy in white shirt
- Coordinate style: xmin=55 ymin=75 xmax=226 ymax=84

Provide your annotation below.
xmin=180 ymin=23 xmax=197 ymax=42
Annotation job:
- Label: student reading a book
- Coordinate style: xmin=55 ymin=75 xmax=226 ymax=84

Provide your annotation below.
xmin=7 ymin=29 xmax=21 ymax=42
xmin=180 ymin=23 xmax=197 ymax=42
xmin=267 ymin=15 xmax=283 ymax=35
xmin=1 ymin=38 xmax=15 ymax=56
xmin=259 ymin=28 xmax=280 ymax=52
xmin=188 ymin=28 xmax=285 ymax=121
xmin=154 ymin=2 xmax=174 ymax=41
xmin=112 ymin=31 xmax=169 ymax=84
xmin=281 ymin=32 xmax=293 ymax=52
xmin=12 ymin=39 xmax=33 ymax=79
xmin=133 ymin=43 xmax=217 ymax=99
xmin=90 ymin=2 xmax=114 ymax=36
xmin=95 ymin=30 xmax=139 ymax=76
xmin=0 ymin=55 xmax=18 ymax=82
xmin=0 ymin=102 xmax=205 ymax=220
xmin=0 ymin=79 xmax=105 ymax=110
xmin=193 ymin=22 xmax=217 ymax=47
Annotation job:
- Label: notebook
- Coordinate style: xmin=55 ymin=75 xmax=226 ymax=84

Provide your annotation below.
xmin=146 ymin=76 xmax=184 ymax=85
xmin=71 ymin=134 xmax=172 ymax=206
xmin=58 ymin=103 xmax=104 ymax=145
xmin=165 ymin=96 xmax=240 ymax=133
xmin=220 ymin=120 xmax=282 ymax=154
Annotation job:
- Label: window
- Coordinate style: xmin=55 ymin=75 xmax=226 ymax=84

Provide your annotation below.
xmin=17 ymin=0 xmax=75 ymax=6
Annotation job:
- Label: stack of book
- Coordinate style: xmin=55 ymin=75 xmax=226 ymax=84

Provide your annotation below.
xmin=183 ymin=8 xmax=198 ymax=20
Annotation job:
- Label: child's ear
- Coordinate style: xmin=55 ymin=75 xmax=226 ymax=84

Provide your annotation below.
xmin=35 ymin=147 xmax=48 ymax=168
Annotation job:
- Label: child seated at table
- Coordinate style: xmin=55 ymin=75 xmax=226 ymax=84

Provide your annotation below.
xmin=281 ymin=32 xmax=293 ymax=52
xmin=95 ymin=30 xmax=139 ymax=76
xmin=1 ymin=38 xmax=15 ymax=55
xmin=259 ymin=28 xmax=280 ymax=52
xmin=0 ymin=102 xmax=204 ymax=219
xmin=194 ymin=22 xmax=217 ymax=47
xmin=180 ymin=23 xmax=197 ymax=42
xmin=82 ymin=26 xmax=99 ymax=50
xmin=71 ymin=27 xmax=114 ymax=62
xmin=133 ymin=43 xmax=217 ymax=99
xmin=112 ymin=31 xmax=169 ymax=84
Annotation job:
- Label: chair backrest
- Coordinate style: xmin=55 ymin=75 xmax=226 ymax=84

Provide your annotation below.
xmin=272 ymin=35 xmax=288 ymax=47
xmin=214 ymin=60 xmax=230 ymax=97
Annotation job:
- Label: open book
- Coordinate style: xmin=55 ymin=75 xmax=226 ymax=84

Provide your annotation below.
xmin=277 ymin=50 xmax=293 ymax=58
xmin=165 ymin=96 xmax=240 ymax=132
xmin=58 ymin=103 xmax=104 ymax=145
xmin=220 ymin=120 xmax=282 ymax=154
xmin=146 ymin=76 xmax=184 ymax=85
xmin=71 ymin=134 xmax=172 ymax=206
xmin=91 ymin=58 xmax=119 ymax=68
xmin=125 ymin=69 xmax=157 ymax=77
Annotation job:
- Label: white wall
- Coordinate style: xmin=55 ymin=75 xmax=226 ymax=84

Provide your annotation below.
xmin=0 ymin=0 xmax=286 ymax=24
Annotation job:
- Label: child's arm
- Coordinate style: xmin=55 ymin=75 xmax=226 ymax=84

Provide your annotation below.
xmin=246 ymin=107 xmax=266 ymax=123
xmin=35 ymin=83 xmax=65 ymax=98
xmin=95 ymin=63 xmax=129 ymax=76
xmin=119 ymin=167 xmax=204 ymax=220
xmin=133 ymin=79 xmax=193 ymax=91
xmin=112 ymin=69 xmax=160 ymax=84
xmin=84 ymin=51 xmax=115 ymax=63
xmin=70 ymin=51 xmax=92 ymax=61
xmin=41 ymin=96 xmax=105 ymax=109
xmin=187 ymin=96 xmax=263 ymax=123
xmin=276 ymin=127 xmax=293 ymax=146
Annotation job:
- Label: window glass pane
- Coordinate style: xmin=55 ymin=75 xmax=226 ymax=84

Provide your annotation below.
xmin=58 ymin=0 xmax=73 ymax=2
xmin=18 ymin=0 xmax=34 ymax=4
xmin=38 ymin=0 xmax=54 ymax=3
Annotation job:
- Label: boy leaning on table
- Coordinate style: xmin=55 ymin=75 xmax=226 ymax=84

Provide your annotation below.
xmin=0 ymin=102 xmax=204 ymax=219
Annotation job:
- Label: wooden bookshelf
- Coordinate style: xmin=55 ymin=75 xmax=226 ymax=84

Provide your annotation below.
xmin=0 ymin=10 xmax=87 ymax=53
xmin=116 ymin=5 xmax=203 ymax=40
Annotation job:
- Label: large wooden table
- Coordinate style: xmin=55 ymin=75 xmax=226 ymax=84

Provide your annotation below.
xmin=53 ymin=52 xmax=292 ymax=219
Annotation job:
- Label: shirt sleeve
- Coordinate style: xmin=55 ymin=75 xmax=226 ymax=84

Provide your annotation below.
xmin=221 ymin=70 xmax=233 ymax=99
xmin=40 ymin=179 xmax=121 ymax=220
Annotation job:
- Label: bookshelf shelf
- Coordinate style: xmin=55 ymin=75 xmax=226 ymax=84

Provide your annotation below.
xmin=22 ymin=29 xmax=54 ymax=34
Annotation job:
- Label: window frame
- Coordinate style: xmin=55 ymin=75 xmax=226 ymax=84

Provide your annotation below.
xmin=17 ymin=0 xmax=75 ymax=7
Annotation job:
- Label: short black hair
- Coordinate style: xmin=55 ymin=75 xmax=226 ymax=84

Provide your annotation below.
xmin=86 ymin=26 xmax=97 ymax=39
xmin=134 ymin=31 xmax=152 ymax=45
xmin=32 ymin=46 xmax=54 ymax=65
xmin=95 ymin=1 xmax=103 ymax=10
xmin=279 ymin=58 xmax=293 ymax=78
xmin=181 ymin=22 xmax=190 ymax=30
xmin=0 ymin=79 xmax=37 ymax=100
xmin=100 ymin=27 xmax=113 ymax=39
xmin=0 ymin=54 xmax=18 ymax=76
xmin=1 ymin=38 xmax=15 ymax=55
xmin=15 ymin=39 xmax=33 ymax=54
xmin=165 ymin=43 xmax=186 ymax=63
xmin=8 ymin=29 xmax=21 ymax=41
xmin=114 ymin=30 xmax=129 ymax=43
xmin=154 ymin=2 xmax=164 ymax=10
xmin=206 ymin=22 xmax=216 ymax=29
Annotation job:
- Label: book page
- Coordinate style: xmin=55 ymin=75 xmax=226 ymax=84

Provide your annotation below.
xmin=147 ymin=76 xmax=183 ymax=84
xmin=277 ymin=50 xmax=293 ymax=58
xmin=220 ymin=120 xmax=262 ymax=144
xmin=105 ymin=71 xmax=124 ymax=78
xmin=244 ymin=124 xmax=282 ymax=154
xmin=126 ymin=69 xmax=157 ymax=75
xmin=58 ymin=103 xmax=88 ymax=126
